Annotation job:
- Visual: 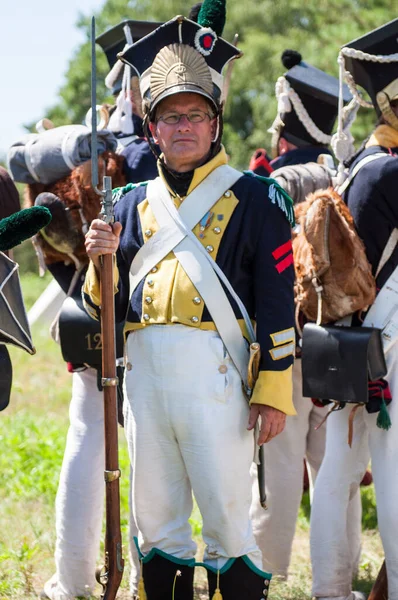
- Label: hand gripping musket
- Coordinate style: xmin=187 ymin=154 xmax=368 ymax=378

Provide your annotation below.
xmin=91 ymin=17 xmax=124 ymax=599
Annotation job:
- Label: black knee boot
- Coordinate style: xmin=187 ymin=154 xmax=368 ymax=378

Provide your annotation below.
xmin=141 ymin=554 xmax=194 ymax=600
xmin=207 ymin=557 xmax=270 ymax=600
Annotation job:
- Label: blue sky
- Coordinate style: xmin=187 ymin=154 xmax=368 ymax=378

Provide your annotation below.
xmin=0 ymin=0 xmax=106 ymax=159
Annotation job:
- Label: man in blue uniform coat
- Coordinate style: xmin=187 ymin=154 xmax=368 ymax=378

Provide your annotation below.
xmin=83 ymin=3 xmax=296 ymax=598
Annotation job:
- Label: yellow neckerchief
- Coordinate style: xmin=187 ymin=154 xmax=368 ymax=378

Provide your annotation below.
xmin=365 ymin=124 xmax=398 ymax=149
xmin=156 ymin=146 xmax=229 ymax=202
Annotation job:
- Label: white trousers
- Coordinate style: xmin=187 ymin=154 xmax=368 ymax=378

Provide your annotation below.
xmin=311 ymin=338 xmax=398 ymax=600
xmin=250 ymin=360 xmax=362 ymax=579
xmin=123 ymin=325 xmax=262 ymax=571
xmin=48 ymin=368 xmax=140 ymax=599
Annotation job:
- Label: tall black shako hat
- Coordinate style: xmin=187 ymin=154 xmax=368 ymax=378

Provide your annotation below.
xmin=270 ymin=50 xmax=351 ymax=155
xmin=96 ymin=20 xmax=163 ymax=96
xmin=339 ymin=18 xmax=398 ymax=129
xmin=118 ymin=0 xmax=242 ymax=117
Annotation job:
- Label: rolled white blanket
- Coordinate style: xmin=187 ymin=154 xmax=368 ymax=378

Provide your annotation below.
xmin=7 ymin=124 xmax=118 ymax=185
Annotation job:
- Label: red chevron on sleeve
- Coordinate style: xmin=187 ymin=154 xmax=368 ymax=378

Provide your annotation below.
xmin=272 ymin=240 xmax=293 ymax=273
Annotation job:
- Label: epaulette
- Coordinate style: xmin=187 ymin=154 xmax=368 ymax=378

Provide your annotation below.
xmin=112 ymin=180 xmax=149 ymax=204
xmin=243 ymin=170 xmax=295 ymax=227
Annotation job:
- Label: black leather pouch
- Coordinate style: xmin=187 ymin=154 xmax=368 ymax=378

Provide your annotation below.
xmin=58 ymin=296 xmax=124 ymax=367
xmin=302 ymin=323 xmax=387 ymax=403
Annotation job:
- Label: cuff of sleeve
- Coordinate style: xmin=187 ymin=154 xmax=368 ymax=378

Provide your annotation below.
xmin=249 ymin=366 xmax=296 ymax=415
xmin=83 ymin=259 xmax=119 ymax=306
xmin=83 ymin=260 xmax=101 ymax=306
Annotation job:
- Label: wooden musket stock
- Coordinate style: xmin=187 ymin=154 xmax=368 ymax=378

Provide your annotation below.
xmin=91 ymin=18 xmax=124 ymax=598
xmin=368 ymin=560 xmax=388 ymax=600
xmin=96 ymin=251 xmax=124 ymax=599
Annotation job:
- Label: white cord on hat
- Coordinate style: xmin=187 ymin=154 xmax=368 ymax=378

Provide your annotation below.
xmin=331 ymin=52 xmax=360 ymax=184
xmin=332 ymin=46 xmax=398 ymax=184
xmin=339 ymin=47 xmax=398 ymax=109
xmin=274 ymin=76 xmax=333 ymax=145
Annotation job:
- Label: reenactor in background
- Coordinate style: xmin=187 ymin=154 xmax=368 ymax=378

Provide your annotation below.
xmin=96 ymin=19 xmax=160 ymax=184
xmin=310 ymin=18 xmax=398 ymax=600
xmin=249 ymin=51 xmax=362 ymax=580
xmin=266 ymin=50 xmax=339 ymax=169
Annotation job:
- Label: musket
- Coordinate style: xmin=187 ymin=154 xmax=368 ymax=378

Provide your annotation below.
xmin=91 ymin=16 xmax=124 ymax=599
xmin=368 ymin=560 xmax=388 ymax=600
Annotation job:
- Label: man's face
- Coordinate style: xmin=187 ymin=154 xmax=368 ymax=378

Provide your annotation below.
xmin=149 ymin=92 xmax=217 ymax=172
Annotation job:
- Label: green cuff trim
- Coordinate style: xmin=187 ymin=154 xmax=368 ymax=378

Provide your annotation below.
xmin=198 ymin=555 xmax=272 ymax=579
xmin=112 ymin=181 xmax=149 ymax=203
xmin=133 ymin=538 xmax=270 ymax=579
xmin=196 ymin=557 xmax=235 ymax=574
xmin=133 ymin=537 xmax=195 ymax=567
xmin=244 ymin=170 xmax=295 ymax=227
xmin=242 ymin=554 xmax=272 ymax=579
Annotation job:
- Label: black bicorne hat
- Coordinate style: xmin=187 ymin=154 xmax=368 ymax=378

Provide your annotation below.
xmin=118 ymin=15 xmax=242 ymax=114
xmin=96 ymin=20 xmax=163 ymax=95
xmin=188 ymin=3 xmax=203 ymax=22
xmin=274 ymin=50 xmax=352 ymax=148
xmin=341 ymin=18 xmax=398 ymax=117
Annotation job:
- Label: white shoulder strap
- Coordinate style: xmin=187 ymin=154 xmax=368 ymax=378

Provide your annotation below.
xmin=337 ymin=152 xmax=387 ymax=195
xmin=152 ymin=178 xmax=256 ymax=344
xmin=376 ymin=228 xmax=398 ymax=279
xmin=116 ymin=134 xmax=139 ymax=152
xmin=129 ymin=164 xmax=241 ymax=295
xmin=146 ymin=174 xmax=253 ymax=389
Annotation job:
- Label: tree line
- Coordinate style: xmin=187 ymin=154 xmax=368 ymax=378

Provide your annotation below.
xmin=36 ymin=0 xmax=397 ymax=168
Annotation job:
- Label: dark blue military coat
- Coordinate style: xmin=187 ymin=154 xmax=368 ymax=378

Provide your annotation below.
xmin=270 ymin=146 xmax=331 ymax=171
xmin=83 ymin=148 xmax=296 ymax=414
xmin=343 ymin=144 xmax=398 ymax=290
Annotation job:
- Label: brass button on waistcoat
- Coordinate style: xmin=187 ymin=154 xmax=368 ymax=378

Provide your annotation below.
xmin=213 ymin=226 xmax=221 ymax=234
xmin=224 ymin=191 xmax=231 ymax=198
xmin=147 ymin=280 xmax=154 ymax=287
xmin=206 ymin=245 xmax=214 ymax=253
xmin=193 ymin=297 xmax=201 ymax=305
xmin=218 ymin=365 xmax=228 ymax=374
xmin=145 ymin=296 xmax=153 ymax=304
xmin=145 ymin=229 xmax=152 ymax=237
xmin=191 ymin=316 xmax=199 ymax=323
xmin=143 ymin=313 xmax=150 ymax=321
xmin=151 ymin=266 xmax=158 ymax=273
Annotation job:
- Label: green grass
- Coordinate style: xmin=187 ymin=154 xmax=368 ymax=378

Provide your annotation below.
xmin=0 ymin=273 xmax=384 ymax=599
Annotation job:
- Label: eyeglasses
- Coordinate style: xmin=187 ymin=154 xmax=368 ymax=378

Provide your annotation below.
xmin=156 ymin=109 xmax=212 ymax=125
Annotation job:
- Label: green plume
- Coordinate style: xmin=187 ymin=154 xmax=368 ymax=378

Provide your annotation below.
xmin=0 ymin=206 xmax=52 ymax=251
xmin=197 ymin=0 xmax=226 ymax=36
